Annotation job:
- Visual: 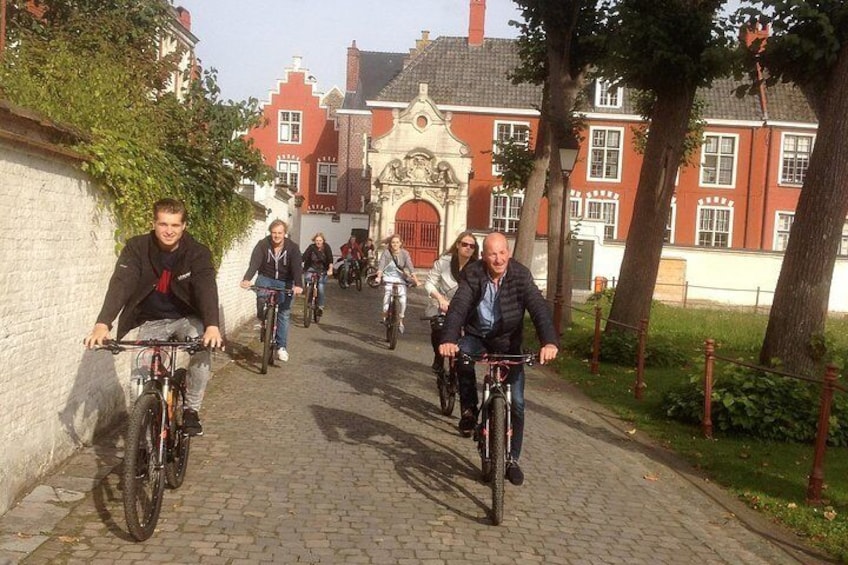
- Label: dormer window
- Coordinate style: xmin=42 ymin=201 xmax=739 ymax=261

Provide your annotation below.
xmin=595 ymin=80 xmax=622 ymax=109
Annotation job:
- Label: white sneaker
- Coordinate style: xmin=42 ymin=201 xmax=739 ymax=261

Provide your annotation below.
xmin=276 ymin=348 xmax=289 ymax=362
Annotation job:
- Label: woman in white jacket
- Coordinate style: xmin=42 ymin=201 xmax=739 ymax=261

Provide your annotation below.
xmin=424 ymin=231 xmax=480 ymax=374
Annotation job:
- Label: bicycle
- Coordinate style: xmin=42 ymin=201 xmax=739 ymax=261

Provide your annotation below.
xmin=337 ymin=258 xmax=362 ymax=291
xmin=249 ymin=285 xmax=293 ymax=374
xmin=426 ymin=314 xmax=458 ymax=415
xmin=98 ymin=337 xmax=206 ymax=541
xmin=302 ymin=271 xmax=322 ymax=327
xmin=384 ymin=280 xmax=415 ymax=350
xmin=365 ymin=256 xmax=380 ymax=288
xmin=457 ymin=351 xmax=537 ymax=526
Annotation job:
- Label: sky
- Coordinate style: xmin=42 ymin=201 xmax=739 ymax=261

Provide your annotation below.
xmin=174 ymin=0 xmax=524 ymax=104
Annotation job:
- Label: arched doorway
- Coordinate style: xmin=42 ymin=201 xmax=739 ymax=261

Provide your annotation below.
xmin=396 ymin=200 xmax=439 ymax=267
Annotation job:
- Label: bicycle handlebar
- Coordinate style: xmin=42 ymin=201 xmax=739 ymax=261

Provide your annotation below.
xmin=458 ymin=352 xmax=538 ymax=366
xmin=249 ymin=285 xmax=295 ymax=296
xmin=97 ymin=337 xmax=206 ymax=355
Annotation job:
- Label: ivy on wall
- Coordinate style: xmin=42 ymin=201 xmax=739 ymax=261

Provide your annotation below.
xmin=0 ymin=0 xmax=274 ymax=264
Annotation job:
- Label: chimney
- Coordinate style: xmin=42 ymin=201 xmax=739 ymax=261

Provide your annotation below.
xmin=346 ymin=40 xmax=360 ymax=93
xmin=176 ymin=7 xmax=191 ymax=31
xmin=468 ymin=0 xmax=485 ymax=47
xmin=740 ymin=19 xmax=769 ymax=52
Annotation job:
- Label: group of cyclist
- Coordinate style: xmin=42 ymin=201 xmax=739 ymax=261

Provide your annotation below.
xmin=84 ymin=198 xmax=558 ymax=486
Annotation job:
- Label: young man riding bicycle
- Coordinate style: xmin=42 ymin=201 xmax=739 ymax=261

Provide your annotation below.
xmin=84 ymin=198 xmax=224 ymax=436
xmin=439 ymin=232 xmax=558 ymax=486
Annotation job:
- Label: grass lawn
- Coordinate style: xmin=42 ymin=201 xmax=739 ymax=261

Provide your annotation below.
xmin=537 ymin=299 xmax=848 ymax=562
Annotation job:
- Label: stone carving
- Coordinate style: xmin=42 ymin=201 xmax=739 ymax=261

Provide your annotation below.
xmin=377 ymin=152 xmax=459 ymax=188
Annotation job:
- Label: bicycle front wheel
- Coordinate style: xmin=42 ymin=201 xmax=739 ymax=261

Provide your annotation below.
xmin=355 ymin=269 xmax=363 ymax=291
xmin=303 ymin=287 xmax=312 ymax=328
xmin=387 ymin=297 xmax=399 ymax=350
xmin=489 ymin=394 xmax=506 ymax=526
xmin=165 ymin=370 xmax=191 ymax=489
xmin=261 ymin=304 xmax=275 ymax=374
xmin=123 ymin=393 xmax=166 ymax=541
xmin=437 ymin=367 xmax=456 ymax=416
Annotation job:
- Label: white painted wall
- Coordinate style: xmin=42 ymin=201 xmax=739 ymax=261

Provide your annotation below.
xmin=0 ymin=140 xmax=285 ymax=515
xmin=298 ymin=212 xmax=368 ymax=257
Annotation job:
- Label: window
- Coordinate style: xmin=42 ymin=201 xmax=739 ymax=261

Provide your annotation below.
xmin=570 ymin=197 xmax=582 ymax=220
xmin=773 ymin=212 xmax=794 ymax=251
xmin=491 ymin=189 xmax=524 ymax=233
xmin=588 ymin=127 xmax=623 ymax=182
xmin=595 ymin=80 xmax=622 ymax=108
xmin=317 ymin=163 xmax=337 ymax=194
xmin=492 ymin=121 xmax=530 ymax=174
xmin=276 ymin=159 xmax=300 ymax=191
xmin=277 ymin=110 xmax=302 ymax=143
xmin=780 ymin=133 xmax=814 ymax=186
xmin=841 ymin=221 xmax=848 ymax=256
xmin=697 ymin=206 xmax=732 ymax=247
xmin=586 ymin=199 xmax=618 ymax=240
xmin=700 ymin=134 xmax=737 ymax=187
xmin=665 ymin=202 xmax=677 ymax=244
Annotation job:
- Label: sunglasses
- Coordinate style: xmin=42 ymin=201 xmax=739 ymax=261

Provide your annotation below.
xmin=459 ymin=241 xmax=476 ymax=249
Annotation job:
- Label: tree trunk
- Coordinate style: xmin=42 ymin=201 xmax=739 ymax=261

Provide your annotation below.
xmin=546 ymin=146 xmax=563 ymax=302
xmin=759 ymin=43 xmax=848 ymax=375
xmin=606 ymin=86 xmax=696 ymax=331
xmin=512 ymin=108 xmax=551 ymax=270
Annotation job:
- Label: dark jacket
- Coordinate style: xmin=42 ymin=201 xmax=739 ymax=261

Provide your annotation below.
xmin=96 ymin=231 xmax=220 ymax=339
xmin=442 ymin=258 xmax=557 ymax=353
xmin=303 ymin=243 xmax=334 ymax=271
xmin=242 ymin=236 xmax=303 ymax=284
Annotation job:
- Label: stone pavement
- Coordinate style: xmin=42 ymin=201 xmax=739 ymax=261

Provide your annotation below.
xmin=0 ymin=282 xmax=836 ymax=564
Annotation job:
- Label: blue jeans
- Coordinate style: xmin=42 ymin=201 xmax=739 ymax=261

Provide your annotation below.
xmin=305 ymin=269 xmax=328 ymax=307
xmin=255 ymin=274 xmax=293 ymax=349
xmin=457 ymin=334 xmax=526 ymax=461
xmin=135 ymin=317 xmax=209 ymax=411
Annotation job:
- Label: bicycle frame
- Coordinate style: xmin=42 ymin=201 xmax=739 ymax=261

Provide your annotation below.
xmin=250 ymin=285 xmax=292 ymax=372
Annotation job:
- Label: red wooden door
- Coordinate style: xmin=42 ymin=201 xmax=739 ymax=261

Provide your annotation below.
xmin=395 ymin=200 xmax=440 ymax=267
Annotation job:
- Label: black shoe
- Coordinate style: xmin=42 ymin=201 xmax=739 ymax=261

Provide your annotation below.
xmin=506 ymin=462 xmax=524 ymax=486
xmin=183 ymin=408 xmax=203 ymax=437
xmin=458 ymin=409 xmax=476 ymax=437
xmin=317 ymin=306 xmax=324 ymax=320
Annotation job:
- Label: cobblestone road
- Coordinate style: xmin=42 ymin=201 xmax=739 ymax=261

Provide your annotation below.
xmin=0 ymin=282 xmax=834 ymax=564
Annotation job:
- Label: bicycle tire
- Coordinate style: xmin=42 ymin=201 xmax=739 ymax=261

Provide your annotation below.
xmin=437 ymin=369 xmax=456 ymax=416
xmin=387 ymin=296 xmax=399 ymax=350
xmin=303 ymin=286 xmax=312 ymax=328
xmin=123 ymin=393 xmax=166 ymax=541
xmin=261 ymin=304 xmax=275 ymax=374
xmin=165 ymin=370 xmax=191 ymax=489
xmin=338 ymin=265 xmax=347 ymax=288
xmin=490 ymin=394 xmax=506 ymax=526
xmin=355 ymin=268 xmax=363 ymax=291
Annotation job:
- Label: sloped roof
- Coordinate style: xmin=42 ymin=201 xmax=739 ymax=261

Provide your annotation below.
xmin=764 ymin=81 xmax=817 ymax=123
xmin=375 ymin=37 xmax=542 ymax=110
xmin=343 ymin=51 xmax=407 ymax=110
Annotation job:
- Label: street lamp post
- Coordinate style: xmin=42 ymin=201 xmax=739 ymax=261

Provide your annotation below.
xmin=553 ymin=139 xmax=580 ymax=336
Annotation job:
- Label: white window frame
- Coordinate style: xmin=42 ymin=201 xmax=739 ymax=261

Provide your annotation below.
xmin=594 ymin=79 xmax=623 ymax=109
xmin=665 ymin=200 xmax=677 ymax=244
xmin=699 ymin=133 xmax=738 ymax=188
xmin=277 ymin=110 xmax=302 ymax=144
xmin=840 ymin=220 xmax=848 ymax=257
xmin=587 ymin=126 xmax=624 ymax=183
xmin=772 ymin=211 xmax=794 ymax=251
xmin=492 ymin=121 xmax=530 ymax=175
xmin=585 ymin=198 xmax=619 ymax=240
xmin=490 ymin=188 xmax=524 ymax=233
xmin=276 ymin=159 xmax=300 ymax=191
xmin=779 ymin=132 xmax=814 ymax=187
xmin=696 ymin=205 xmax=733 ymax=248
xmin=316 ymin=163 xmax=337 ymax=194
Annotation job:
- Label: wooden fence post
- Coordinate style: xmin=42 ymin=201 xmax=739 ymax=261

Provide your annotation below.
xmin=591 ymin=304 xmax=601 ymax=374
xmin=703 ymin=339 xmax=715 ymax=439
xmin=634 ymin=318 xmax=647 ymax=400
xmin=807 ymin=364 xmax=838 ymax=505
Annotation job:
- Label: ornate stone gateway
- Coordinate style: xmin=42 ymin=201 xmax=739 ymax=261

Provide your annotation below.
xmin=367 ymin=84 xmax=472 ymax=262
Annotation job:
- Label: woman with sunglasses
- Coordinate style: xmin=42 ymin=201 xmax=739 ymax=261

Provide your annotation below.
xmin=424 ymin=231 xmax=480 ymax=374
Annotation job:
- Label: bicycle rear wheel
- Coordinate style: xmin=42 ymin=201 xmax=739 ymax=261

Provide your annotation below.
xmin=165 ymin=370 xmax=191 ymax=489
xmin=489 ymin=394 xmax=506 ymax=526
xmin=123 ymin=393 xmax=166 ymax=541
xmin=303 ymin=286 xmax=312 ymax=328
xmin=261 ymin=304 xmax=275 ymax=374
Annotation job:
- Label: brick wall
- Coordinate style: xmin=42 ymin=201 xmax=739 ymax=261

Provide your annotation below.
xmin=0 ymin=139 xmax=266 ymax=515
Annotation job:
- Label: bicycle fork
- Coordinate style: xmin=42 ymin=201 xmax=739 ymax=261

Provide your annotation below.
xmin=479 ymin=381 xmax=513 ymax=465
